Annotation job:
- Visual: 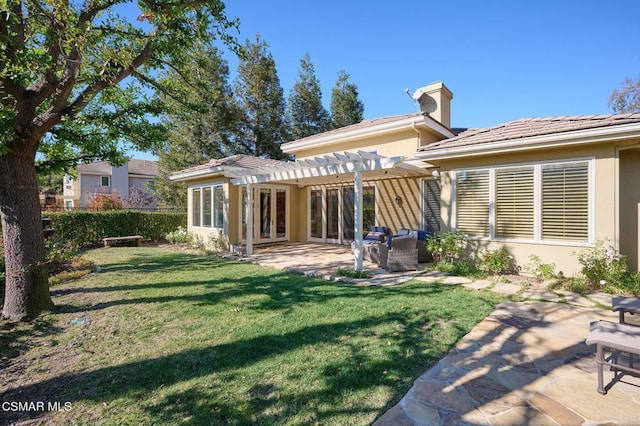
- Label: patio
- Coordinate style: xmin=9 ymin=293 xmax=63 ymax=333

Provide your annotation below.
xmin=247 ymin=242 xmax=428 ymax=286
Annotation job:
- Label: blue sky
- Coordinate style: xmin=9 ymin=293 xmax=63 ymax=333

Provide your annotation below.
xmin=222 ymin=0 xmax=639 ymax=128
xmin=131 ymin=0 xmax=640 ymax=159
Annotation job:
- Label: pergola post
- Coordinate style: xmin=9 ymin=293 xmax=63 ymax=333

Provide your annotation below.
xmin=246 ymin=183 xmax=253 ymax=255
xmin=354 ymin=169 xmax=363 ymax=271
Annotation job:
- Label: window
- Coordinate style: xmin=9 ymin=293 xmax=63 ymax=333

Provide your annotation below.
xmin=192 ymin=188 xmax=201 ymax=227
xmin=542 ymin=162 xmax=589 ymax=242
xmin=214 ymin=186 xmax=224 ymax=229
xmin=64 ymin=175 xmax=73 ymax=189
xmin=192 ymin=185 xmax=224 ymax=229
xmin=454 ymin=160 xmax=591 ymax=244
xmin=495 ymin=167 xmax=534 ymax=239
xmin=101 ymin=176 xmax=110 ymax=187
xmin=64 ymin=200 xmax=74 ymax=210
xmin=455 ymin=170 xmax=490 ymax=237
xmin=363 ymin=187 xmax=376 ymax=231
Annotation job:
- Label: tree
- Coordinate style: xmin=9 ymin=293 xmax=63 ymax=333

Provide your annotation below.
xmin=330 ymin=70 xmax=364 ymax=129
xmin=609 ymin=77 xmax=640 ymax=113
xmin=124 ymin=186 xmax=155 ymax=210
xmin=0 ymin=0 xmax=238 ymax=320
xmin=233 ymin=35 xmax=289 ymax=159
xmin=155 ymin=44 xmax=241 ymax=209
xmin=288 ymin=53 xmax=330 ymax=140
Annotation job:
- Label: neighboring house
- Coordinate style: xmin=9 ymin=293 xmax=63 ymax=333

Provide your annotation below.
xmin=170 ymin=81 xmax=640 ymax=275
xmin=63 ymin=159 xmax=159 ymax=209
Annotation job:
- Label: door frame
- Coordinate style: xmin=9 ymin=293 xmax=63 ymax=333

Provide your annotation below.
xmin=239 ymin=184 xmax=290 ymax=244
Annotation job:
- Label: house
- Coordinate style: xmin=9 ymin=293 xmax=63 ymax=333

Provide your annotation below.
xmin=63 ymin=159 xmax=159 ymax=209
xmin=170 ymin=82 xmax=640 ymax=275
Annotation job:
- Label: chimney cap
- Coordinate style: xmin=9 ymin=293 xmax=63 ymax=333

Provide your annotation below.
xmin=411 ymin=81 xmax=453 ymax=101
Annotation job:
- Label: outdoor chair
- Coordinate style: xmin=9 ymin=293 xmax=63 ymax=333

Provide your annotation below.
xmin=398 ymin=229 xmax=432 ymax=263
xmin=351 ymin=226 xmax=390 ymax=264
xmin=378 ymin=236 xmax=418 ymax=272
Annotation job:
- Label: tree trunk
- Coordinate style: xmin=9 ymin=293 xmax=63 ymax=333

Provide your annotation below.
xmin=0 ymin=151 xmax=53 ymax=320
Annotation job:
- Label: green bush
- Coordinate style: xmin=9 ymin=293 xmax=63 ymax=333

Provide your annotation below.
xmin=427 ymin=231 xmax=467 ymax=264
xmin=165 ymin=226 xmax=193 ymax=245
xmin=47 ymin=211 xmax=186 ymax=248
xmin=476 ymin=248 xmax=517 ymax=275
xmin=523 ymin=255 xmax=557 ymax=281
xmin=574 ymin=240 xmax=640 ymax=295
xmin=433 ymin=260 xmax=484 ymax=278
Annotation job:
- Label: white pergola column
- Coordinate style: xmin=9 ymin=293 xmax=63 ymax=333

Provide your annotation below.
xmin=353 ymin=169 xmax=363 ymax=271
xmin=246 ymin=183 xmax=253 ymax=255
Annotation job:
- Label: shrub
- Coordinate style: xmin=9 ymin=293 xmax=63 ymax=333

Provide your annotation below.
xmin=523 ymin=255 xmax=557 ymax=281
xmin=433 ymin=260 xmax=484 ymax=278
xmin=165 ymin=227 xmax=193 ymax=245
xmin=575 ymin=240 xmax=629 ymax=288
xmin=336 ymin=268 xmax=370 ymax=279
xmin=476 ymin=248 xmax=517 ymax=275
xmin=574 ymin=240 xmax=640 ymax=295
xmin=87 ymin=191 xmax=124 ymax=211
xmin=427 ymin=231 xmax=467 ymax=264
xmin=47 ymin=211 xmax=186 ymax=247
xmin=206 ymin=232 xmax=228 ymax=254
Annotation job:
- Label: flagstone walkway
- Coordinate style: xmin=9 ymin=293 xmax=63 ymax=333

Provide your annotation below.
xmin=238 ymin=243 xmax=640 ymax=425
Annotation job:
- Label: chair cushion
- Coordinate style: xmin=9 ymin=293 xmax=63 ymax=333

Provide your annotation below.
xmin=364 ymin=231 xmax=386 ymax=242
xmin=417 ymin=230 xmax=428 ymax=241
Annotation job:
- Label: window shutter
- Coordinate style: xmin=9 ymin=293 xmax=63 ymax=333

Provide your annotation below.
xmin=423 ymin=179 xmax=441 ymax=234
xmin=495 ymin=168 xmax=534 ymax=239
xmin=541 ymin=162 xmax=589 ymax=242
xmin=456 ymin=170 xmax=490 ymax=237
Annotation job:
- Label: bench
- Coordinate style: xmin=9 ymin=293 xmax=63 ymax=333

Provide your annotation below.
xmin=586 ymin=320 xmax=640 ymax=394
xmin=612 ymin=296 xmax=640 ymax=325
xmin=102 ymin=235 xmax=143 ymax=247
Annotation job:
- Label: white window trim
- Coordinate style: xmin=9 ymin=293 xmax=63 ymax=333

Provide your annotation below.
xmin=191 ymin=183 xmax=225 ymax=231
xmin=100 ymin=176 xmax=111 ymax=187
xmin=452 ymin=157 xmax=595 ymax=246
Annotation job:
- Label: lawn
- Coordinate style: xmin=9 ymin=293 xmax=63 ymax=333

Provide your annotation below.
xmin=1 ymin=247 xmax=503 ymax=425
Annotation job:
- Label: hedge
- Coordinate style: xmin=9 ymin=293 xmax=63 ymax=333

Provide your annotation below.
xmin=45 ymin=211 xmax=187 ymax=248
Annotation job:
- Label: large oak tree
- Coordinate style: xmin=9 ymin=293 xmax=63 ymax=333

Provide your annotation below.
xmin=0 ymin=0 xmax=238 ymax=320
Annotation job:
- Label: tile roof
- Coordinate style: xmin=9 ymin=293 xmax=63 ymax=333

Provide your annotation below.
xmin=77 ymin=159 xmax=159 ymax=176
xmin=419 ymin=113 xmax=640 ymax=152
xmin=171 ymin=154 xmax=284 ymax=176
xmin=129 ymin=159 xmax=158 ymax=176
xmin=283 ymin=112 xmax=427 ymax=146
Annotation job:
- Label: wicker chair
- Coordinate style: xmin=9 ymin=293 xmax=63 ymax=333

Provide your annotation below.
xmin=378 ymin=237 xmax=418 ymax=272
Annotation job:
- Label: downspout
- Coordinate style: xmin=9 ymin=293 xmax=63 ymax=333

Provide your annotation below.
xmin=411 ymin=122 xmax=421 ymax=150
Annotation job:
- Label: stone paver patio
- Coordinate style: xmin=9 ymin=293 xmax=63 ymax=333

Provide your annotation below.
xmin=239 ymin=243 xmax=640 ymax=425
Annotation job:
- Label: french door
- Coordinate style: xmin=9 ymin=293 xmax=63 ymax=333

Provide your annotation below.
xmin=241 ymin=185 xmax=289 ymax=244
xmin=309 ymin=186 xmax=374 ymax=244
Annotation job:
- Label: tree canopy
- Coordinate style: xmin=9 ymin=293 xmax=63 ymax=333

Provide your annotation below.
xmin=330 ymin=69 xmax=364 ymax=129
xmin=287 ymin=53 xmax=330 ymax=140
xmin=155 ymin=44 xmax=241 ymax=209
xmin=609 ymin=77 xmax=640 ymax=114
xmin=234 ymin=35 xmax=289 ymax=159
xmin=0 ymin=0 xmax=239 ymax=320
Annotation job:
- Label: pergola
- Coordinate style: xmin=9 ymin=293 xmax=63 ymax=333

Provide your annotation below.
xmin=229 ymin=151 xmax=430 ymax=271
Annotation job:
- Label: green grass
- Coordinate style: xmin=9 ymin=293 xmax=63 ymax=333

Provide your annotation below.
xmin=1 ymin=247 xmax=503 ymax=425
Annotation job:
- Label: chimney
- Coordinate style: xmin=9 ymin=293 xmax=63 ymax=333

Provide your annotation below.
xmin=411 ymin=81 xmax=453 ymax=129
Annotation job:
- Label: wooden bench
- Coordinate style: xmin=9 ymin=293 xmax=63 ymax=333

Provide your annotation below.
xmin=102 ymin=235 xmax=143 ymax=247
xmin=586 ymin=320 xmax=640 ymax=394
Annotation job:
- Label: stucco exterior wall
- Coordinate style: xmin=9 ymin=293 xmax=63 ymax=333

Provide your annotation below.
xmin=619 ymin=148 xmax=640 ymax=271
xmin=437 ymin=142 xmax=621 ymax=276
xmin=292 ymin=129 xmax=439 ymax=160
xmin=376 ymin=177 xmax=423 ymax=234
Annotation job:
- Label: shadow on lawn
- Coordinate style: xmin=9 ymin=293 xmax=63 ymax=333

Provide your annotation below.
xmin=3 ymin=250 xmax=501 ymax=424
xmin=2 ymin=309 xmax=455 ymax=424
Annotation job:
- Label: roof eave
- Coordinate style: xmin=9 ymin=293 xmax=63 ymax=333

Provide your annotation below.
xmin=282 ymin=115 xmax=455 ymax=154
xmin=412 ymin=122 xmax=640 ymax=162
xmin=169 ymin=166 xmax=225 ymax=182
